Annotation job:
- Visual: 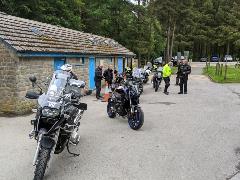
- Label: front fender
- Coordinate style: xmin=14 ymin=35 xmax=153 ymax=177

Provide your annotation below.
xmin=40 ymin=136 xmax=56 ymax=149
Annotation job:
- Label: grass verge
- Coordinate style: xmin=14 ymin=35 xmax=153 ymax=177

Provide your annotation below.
xmin=203 ymin=65 xmax=240 ymax=83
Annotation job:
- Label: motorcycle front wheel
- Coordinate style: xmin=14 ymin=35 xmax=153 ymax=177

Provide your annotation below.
xmin=33 ymin=147 xmax=51 ymax=180
xmin=128 ymin=107 xmax=144 ymax=130
xmin=107 ymin=101 xmax=116 ymax=118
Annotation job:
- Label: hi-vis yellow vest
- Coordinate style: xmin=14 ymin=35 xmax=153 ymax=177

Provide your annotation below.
xmin=163 ymin=64 xmax=172 ymax=77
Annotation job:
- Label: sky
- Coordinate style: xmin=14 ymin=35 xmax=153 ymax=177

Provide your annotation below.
xmin=128 ymin=0 xmax=147 ymax=5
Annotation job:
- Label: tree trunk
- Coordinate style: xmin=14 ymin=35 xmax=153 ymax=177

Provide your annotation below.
xmin=169 ymin=22 xmax=176 ymax=61
xmin=147 ymin=22 xmax=152 ymax=62
xmin=227 ymin=41 xmax=230 ymax=55
xmin=165 ymin=24 xmax=171 ymax=63
xmin=137 ymin=0 xmax=141 ymax=67
xmin=204 ymin=42 xmax=207 ymax=57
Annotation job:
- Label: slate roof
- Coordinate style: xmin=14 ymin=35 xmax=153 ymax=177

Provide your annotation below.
xmin=0 ymin=12 xmax=135 ymax=57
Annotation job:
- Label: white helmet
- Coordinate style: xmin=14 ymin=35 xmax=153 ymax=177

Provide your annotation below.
xmin=61 ymin=64 xmax=72 ymax=72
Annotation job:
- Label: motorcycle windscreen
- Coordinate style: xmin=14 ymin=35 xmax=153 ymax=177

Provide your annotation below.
xmin=38 ymin=70 xmax=70 ymax=109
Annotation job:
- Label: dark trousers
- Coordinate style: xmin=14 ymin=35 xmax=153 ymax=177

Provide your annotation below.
xmin=106 ymin=80 xmax=112 ymax=88
xmin=180 ymin=77 xmax=188 ymax=93
xmin=176 ymin=76 xmax=180 ymax=85
xmin=95 ymin=81 xmax=101 ymax=99
xmin=163 ymin=77 xmax=170 ymax=93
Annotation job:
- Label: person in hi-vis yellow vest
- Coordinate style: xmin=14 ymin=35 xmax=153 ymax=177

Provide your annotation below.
xmin=162 ymin=62 xmax=173 ymax=95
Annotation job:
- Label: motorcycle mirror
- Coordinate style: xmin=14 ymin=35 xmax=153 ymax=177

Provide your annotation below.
xmin=29 ymin=76 xmax=37 ymax=87
xmin=29 ymin=76 xmax=37 ymax=83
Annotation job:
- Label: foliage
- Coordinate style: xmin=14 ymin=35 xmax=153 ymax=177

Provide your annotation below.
xmin=0 ymin=0 xmax=240 ymax=62
xmin=0 ymin=0 xmax=85 ymax=30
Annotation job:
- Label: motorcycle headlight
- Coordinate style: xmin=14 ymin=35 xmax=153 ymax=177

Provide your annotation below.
xmin=42 ymin=108 xmax=60 ymax=118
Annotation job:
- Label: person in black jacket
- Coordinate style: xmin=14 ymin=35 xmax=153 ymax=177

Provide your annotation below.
xmin=178 ymin=60 xmax=191 ymax=94
xmin=94 ymin=65 xmax=103 ymax=99
xmin=103 ymin=65 xmax=113 ymax=87
xmin=176 ymin=60 xmax=183 ymax=85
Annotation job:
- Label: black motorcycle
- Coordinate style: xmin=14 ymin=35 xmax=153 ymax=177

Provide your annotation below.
xmin=26 ymin=70 xmax=87 ymax=180
xmin=142 ymin=71 xmax=149 ymax=84
xmin=152 ymin=71 xmax=162 ymax=92
xmin=128 ymin=76 xmax=143 ymax=95
xmin=107 ymin=80 xmax=144 ymax=130
xmin=142 ymin=68 xmax=151 ymax=84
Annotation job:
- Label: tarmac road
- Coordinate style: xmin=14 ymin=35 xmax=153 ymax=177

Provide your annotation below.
xmin=0 ymin=62 xmax=240 ymax=180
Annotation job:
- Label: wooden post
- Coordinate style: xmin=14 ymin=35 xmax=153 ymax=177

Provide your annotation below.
xmin=215 ymin=63 xmax=218 ymax=75
xmin=206 ymin=61 xmax=208 ymax=72
xmin=224 ymin=64 xmax=227 ymax=80
xmin=220 ymin=64 xmax=223 ymax=76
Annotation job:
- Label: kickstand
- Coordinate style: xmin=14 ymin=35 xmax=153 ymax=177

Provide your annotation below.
xmin=66 ymin=139 xmax=80 ymax=156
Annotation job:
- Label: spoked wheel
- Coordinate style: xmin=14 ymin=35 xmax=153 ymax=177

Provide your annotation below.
xmin=107 ymin=101 xmax=116 ymax=118
xmin=128 ymin=107 xmax=144 ymax=130
xmin=33 ymin=147 xmax=51 ymax=180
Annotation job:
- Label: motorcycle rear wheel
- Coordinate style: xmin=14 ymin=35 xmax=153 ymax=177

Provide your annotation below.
xmin=153 ymin=81 xmax=156 ymax=88
xmin=33 ymin=147 xmax=51 ymax=180
xmin=143 ymin=78 xmax=148 ymax=84
xmin=155 ymin=82 xmax=159 ymax=92
xmin=107 ymin=101 xmax=116 ymax=118
xmin=128 ymin=107 xmax=144 ymax=130
xmin=139 ymin=85 xmax=143 ymax=94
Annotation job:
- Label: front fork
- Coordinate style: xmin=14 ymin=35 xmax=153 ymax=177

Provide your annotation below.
xmin=128 ymin=94 xmax=136 ymax=114
xmin=32 ymin=129 xmax=60 ymax=166
xmin=32 ymin=129 xmax=46 ymax=166
xmin=32 ymin=134 xmax=42 ymax=166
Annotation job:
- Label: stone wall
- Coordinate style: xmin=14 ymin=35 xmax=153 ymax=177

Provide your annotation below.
xmin=15 ymin=57 xmax=54 ymax=114
xmin=96 ymin=57 xmax=115 ymax=71
xmin=0 ymin=43 xmax=18 ymax=115
xmin=14 ymin=57 xmax=90 ymax=114
xmin=14 ymin=56 xmax=90 ymax=114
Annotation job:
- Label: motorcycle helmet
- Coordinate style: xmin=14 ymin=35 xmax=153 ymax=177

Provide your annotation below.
xmin=61 ymin=64 xmax=72 ymax=72
xmin=145 ymin=69 xmax=151 ymax=75
xmin=115 ymin=74 xmax=124 ymax=84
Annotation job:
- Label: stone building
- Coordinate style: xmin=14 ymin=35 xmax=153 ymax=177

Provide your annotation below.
xmin=0 ymin=12 xmax=135 ymax=115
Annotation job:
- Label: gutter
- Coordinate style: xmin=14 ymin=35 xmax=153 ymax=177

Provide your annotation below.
xmin=17 ymin=51 xmax=135 ymax=58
